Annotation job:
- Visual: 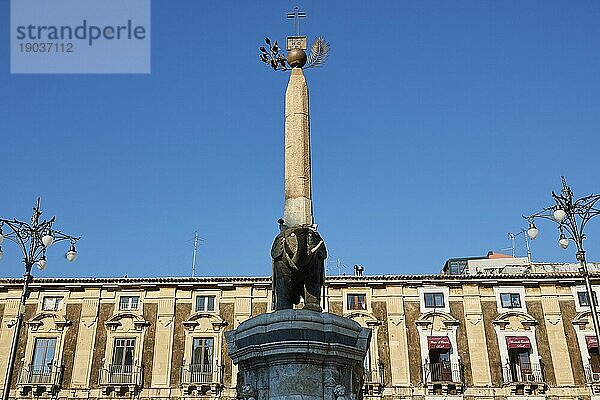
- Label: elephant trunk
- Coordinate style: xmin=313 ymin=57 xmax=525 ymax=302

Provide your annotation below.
xmin=309 ymin=240 xmax=324 ymax=255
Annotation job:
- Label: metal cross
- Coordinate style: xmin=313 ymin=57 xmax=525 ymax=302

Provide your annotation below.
xmin=286 ymin=6 xmax=307 ymax=37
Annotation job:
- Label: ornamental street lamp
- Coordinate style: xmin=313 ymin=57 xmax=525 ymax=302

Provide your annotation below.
xmin=524 ymin=176 xmax=600 ymax=346
xmin=0 ymin=198 xmax=80 ymax=400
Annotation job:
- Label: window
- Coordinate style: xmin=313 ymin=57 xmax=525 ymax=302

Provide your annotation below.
xmin=578 ymin=291 xmax=598 ymax=307
xmin=190 ymin=338 xmax=214 ymax=382
xmin=31 ymin=338 xmax=56 ymax=379
xmin=424 ymin=292 xmax=445 ymax=308
xmin=119 ymin=296 xmax=139 ymax=311
xmin=590 ymin=348 xmax=600 ymax=374
xmin=192 ymin=338 xmax=214 ymax=367
xmin=500 ymin=293 xmax=522 ymax=309
xmin=112 ymin=338 xmax=135 ymax=367
xmin=42 ymin=297 xmax=63 ymax=311
xmin=428 ymin=349 xmax=452 ymax=381
xmin=508 ymin=348 xmax=531 ymax=381
xmin=196 ymin=296 xmax=215 ymax=312
xmin=347 ymin=294 xmax=366 ymax=310
xmin=448 ymin=260 xmax=467 ymax=275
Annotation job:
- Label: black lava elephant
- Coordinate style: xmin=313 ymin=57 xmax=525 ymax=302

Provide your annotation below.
xmin=271 ymin=225 xmax=327 ymax=311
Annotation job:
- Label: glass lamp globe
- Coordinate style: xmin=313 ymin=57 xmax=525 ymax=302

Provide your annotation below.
xmin=558 ymin=234 xmax=569 ymax=249
xmin=0 ymin=233 xmax=4 ymax=245
xmin=527 ymin=224 xmax=539 ymax=240
xmin=66 ymin=247 xmax=77 ymax=262
xmin=553 ymin=208 xmax=567 ymax=222
xmin=0 ymin=247 xmax=3 ymax=261
xmin=42 ymin=233 xmax=54 ymax=247
xmin=37 ymin=257 xmax=47 ymax=270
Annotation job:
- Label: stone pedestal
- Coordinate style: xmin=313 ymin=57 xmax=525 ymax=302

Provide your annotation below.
xmin=225 ymin=309 xmax=371 ymax=400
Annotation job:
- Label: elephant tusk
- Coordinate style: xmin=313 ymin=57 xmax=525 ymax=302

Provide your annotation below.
xmin=310 ymin=240 xmax=324 ymax=255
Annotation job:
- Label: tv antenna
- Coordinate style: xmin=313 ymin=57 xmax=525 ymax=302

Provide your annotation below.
xmin=326 ymin=254 xmax=347 ymax=276
xmin=507 ymin=228 xmax=532 ymax=263
xmin=191 ymin=230 xmax=206 ymax=277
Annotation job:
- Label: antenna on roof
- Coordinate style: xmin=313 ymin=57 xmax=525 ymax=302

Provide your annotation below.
xmin=191 ymin=230 xmax=206 ymax=277
xmin=507 ymin=229 xmax=532 ymax=263
xmin=326 ymin=252 xmax=347 ymax=276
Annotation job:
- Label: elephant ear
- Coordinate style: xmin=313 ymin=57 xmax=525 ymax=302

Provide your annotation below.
xmin=271 ymin=236 xmax=285 ymax=259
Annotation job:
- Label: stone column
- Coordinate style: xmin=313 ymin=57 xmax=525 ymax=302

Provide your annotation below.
xmin=283 ymin=67 xmax=313 ymax=227
xmin=462 ymin=284 xmax=492 ymax=386
xmin=151 ymin=289 xmax=176 ymax=388
xmin=70 ymin=292 xmax=100 ymax=387
xmin=540 ymin=284 xmax=574 ymax=386
xmin=386 ymin=287 xmax=411 ymax=386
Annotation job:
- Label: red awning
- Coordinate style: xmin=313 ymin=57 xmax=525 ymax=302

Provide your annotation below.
xmin=586 ymin=336 xmax=598 ymax=349
xmin=428 ymin=336 xmax=451 ymax=350
xmin=506 ymin=336 xmax=531 ymax=349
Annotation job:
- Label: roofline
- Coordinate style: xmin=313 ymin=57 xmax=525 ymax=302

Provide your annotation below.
xmin=0 ymin=272 xmax=595 ymax=288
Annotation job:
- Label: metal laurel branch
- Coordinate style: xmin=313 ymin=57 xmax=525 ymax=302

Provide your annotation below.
xmin=306 ymin=36 xmax=330 ymax=68
xmin=259 ymin=38 xmax=289 ymax=71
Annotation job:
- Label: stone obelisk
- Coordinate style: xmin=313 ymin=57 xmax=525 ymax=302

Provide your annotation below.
xmin=267 ymin=45 xmax=328 ymax=313
xmin=283 ymin=66 xmax=313 ymax=227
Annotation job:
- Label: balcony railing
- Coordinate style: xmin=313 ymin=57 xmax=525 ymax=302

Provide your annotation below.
xmin=364 ymin=368 xmax=382 ymax=385
xmin=584 ymin=365 xmax=600 ymax=383
xmin=422 ymin=362 xmax=462 ymax=383
xmin=502 ymin=362 xmax=544 ymax=384
xmin=18 ymin=363 xmax=62 ymax=386
xmin=181 ymin=363 xmax=220 ymax=385
xmin=99 ymin=364 xmax=143 ymax=386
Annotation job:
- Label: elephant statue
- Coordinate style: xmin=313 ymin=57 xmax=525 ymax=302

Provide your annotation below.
xmin=271 ymin=225 xmax=327 ymax=311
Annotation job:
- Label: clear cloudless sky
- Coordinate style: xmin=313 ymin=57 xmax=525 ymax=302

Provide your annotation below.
xmin=0 ymin=1 xmax=599 ymax=278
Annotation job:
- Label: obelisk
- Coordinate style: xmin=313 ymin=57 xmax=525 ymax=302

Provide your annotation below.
xmin=283 ymin=64 xmax=313 ymax=227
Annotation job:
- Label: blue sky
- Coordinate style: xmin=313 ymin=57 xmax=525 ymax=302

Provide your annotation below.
xmin=1 ymin=1 xmax=599 ymax=278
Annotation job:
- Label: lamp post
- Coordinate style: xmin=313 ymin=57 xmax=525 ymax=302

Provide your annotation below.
xmin=524 ymin=176 xmax=600 ymax=346
xmin=0 ymin=198 xmax=80 ymax=400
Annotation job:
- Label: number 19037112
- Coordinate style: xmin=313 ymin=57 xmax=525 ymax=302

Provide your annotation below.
xmin=19 ymin=42 xmax=73 ymax=53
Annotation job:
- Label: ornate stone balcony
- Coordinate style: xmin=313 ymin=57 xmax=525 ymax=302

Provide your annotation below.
xmin=501 ymin=362 xmax=546 ymax=395
xmin=363 ymin=367 xmax=384 ymax=396
xmin=98 ymin=364 xmax=143 ymax=395
xmin=584 ymin=364 xmax=600 ymax=383
xmin=17 ymin=362 xmax=62 ymax=396
xmin=422 ymin=361 xmax=463 ymax=395
xmin=180 ymin=363 xmax=223 ymax=395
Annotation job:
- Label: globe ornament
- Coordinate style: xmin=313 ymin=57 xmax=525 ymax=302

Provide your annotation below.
xmin=286 ymin=48 xmax=307 ymax=68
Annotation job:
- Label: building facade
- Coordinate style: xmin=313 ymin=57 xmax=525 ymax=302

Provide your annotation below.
xmin=0 ymin=265 xmax=599 ymax=400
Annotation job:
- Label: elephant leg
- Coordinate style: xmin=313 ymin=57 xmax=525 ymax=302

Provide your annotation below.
xmin=303 ymin=260 xmax=323 ymax=312
xmin=274 ymin=261 xmax=295 ymax=310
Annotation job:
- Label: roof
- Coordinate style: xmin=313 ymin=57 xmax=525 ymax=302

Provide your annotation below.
xmin=0 ymin=271 xmax=594 ymax=289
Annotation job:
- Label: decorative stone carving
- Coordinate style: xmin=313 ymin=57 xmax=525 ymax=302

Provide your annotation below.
xmin=26 ymin=312 xmax=71 ymax=332
xmin=493 ymin=311 xmax=538 ymax=331
xmin=271 ymin=225 xmax=327 ymax=311
xmin=182 ymin=312 xmax=228 ymax=332
xmin=240 ymin=384 xmax=256 ymax=400
xmin=104 ymin=312 xmax=149 ymax=332
xmin=334 ymin=385 xmax=348 ymax=400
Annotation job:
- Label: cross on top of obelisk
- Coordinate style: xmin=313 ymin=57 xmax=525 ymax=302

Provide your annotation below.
xmin=286 ymin=6 xmax=306 ymax=36
xmin=259 ymin=7 xmax=329 ymax=71
xmin=286 ymin=6 xmax=307 ymax=51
